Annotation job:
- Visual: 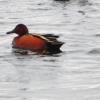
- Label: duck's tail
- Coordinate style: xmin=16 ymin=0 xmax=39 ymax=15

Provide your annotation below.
xmin=46 ymin=41 xmax=64 ymax=53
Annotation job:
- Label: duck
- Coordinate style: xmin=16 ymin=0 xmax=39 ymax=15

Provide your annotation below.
xmin=6 ymin=24 xmax=64 ymax=54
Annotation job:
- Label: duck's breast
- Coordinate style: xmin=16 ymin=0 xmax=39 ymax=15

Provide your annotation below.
xmin=12 ymin=35 xmax=46 ymax=51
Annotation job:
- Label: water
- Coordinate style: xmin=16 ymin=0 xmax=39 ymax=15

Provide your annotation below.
xmin=0 ymin=0 xmax=100 ymax=100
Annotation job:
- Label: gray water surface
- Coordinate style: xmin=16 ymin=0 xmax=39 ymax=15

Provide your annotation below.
xmin=0 ymin=0 xmax=100 ymax=100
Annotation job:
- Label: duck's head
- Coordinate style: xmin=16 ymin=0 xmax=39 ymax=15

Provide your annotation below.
xmin=7 ymin=24 xmax=29 ymax=36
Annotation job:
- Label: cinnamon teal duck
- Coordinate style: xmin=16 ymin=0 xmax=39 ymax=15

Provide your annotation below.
xmin=6 ymin=24 xmax=64 ymax=54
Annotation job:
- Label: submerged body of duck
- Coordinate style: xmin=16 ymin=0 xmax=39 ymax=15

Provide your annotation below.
xmin=7 ymin=24 xmax=64 ymax=54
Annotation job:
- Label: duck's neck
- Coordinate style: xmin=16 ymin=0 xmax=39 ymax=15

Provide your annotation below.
xmin=18 ymin=33 xmax=29 ymax=37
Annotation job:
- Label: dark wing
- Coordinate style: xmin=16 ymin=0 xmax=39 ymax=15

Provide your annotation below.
xmin=41 ymin=34 xmax=64 ymax=53
xmin=41 ymin=34 xmax=59 ymax=38
xmin=32 ymin=33 xmax=64 ymax=53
